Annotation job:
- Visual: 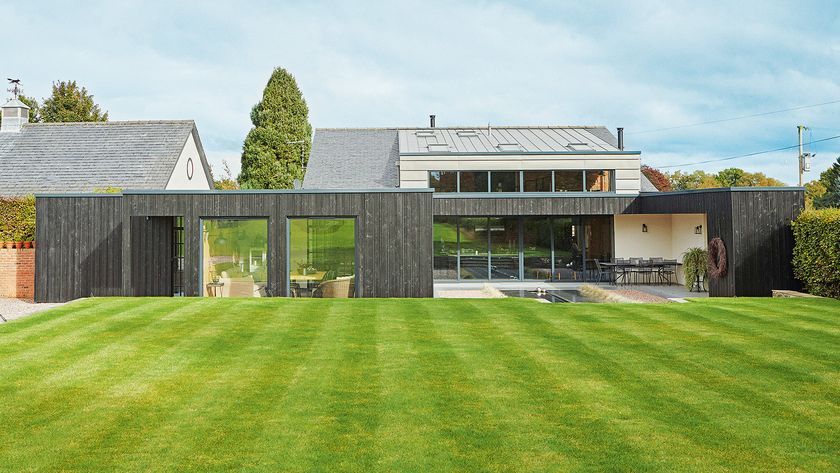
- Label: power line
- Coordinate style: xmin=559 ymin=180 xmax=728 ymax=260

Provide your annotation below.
xmin=629 ymin=99 xmax=840 ymax=135
xmin=657 ymin=134 xmax=840 ymax=169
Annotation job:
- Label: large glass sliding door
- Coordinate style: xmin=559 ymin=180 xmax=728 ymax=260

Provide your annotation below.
xmin=289 ymin=218 xmax=356 ymax=298
xmin=432 ymin=215 xmax=611 ymax=282
xmin=201 ymin=219 xmax=268 ymax=297
xmin=489 ymin=217 xmax=519 ymax=279
xmin=523 ymin=218 xmax=552 ymax=280
xmin=458 ymin=218 xmax=489 ymax=279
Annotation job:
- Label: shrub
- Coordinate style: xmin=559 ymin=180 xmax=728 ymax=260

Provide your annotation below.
xmin=682 ymin=247 xmax=708 ymax=291
xmin=792 ymin=209 xmax=840 ymax=298
xmin=0 ymin=195 xmax=36 ymax=242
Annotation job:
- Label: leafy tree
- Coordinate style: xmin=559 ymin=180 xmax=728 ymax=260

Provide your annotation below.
xmin=0 ymin=95 xmax=40 ymax=127
xmin=238 ymin=68 xmax=312 ymax=189
xmin=715 ymin=167 xmax=744 ymax=187
xmin=667 ymin=168 xmax=786 ymax=190
xmin=214 ymin=160 xmax=240 ymax=190
xmin=814 ymin=157 xmax=840 ymax=209
xmin=804 ymin=180 xmax=827 ymax=210
xmin=667 ymin=170 xmax=718 ymax=190
xmin=641 ymin=165 xmax=672 ymax=191
xmin=40 ymin=80 xmax=108 ymax=122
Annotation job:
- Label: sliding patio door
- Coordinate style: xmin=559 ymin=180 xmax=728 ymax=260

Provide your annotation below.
xmin=288 ymin=218 xmax=356 ymax=298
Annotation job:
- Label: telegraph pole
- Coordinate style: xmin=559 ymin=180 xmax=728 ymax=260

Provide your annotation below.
xmin=797 ymin=125 xmax=806 ymax=187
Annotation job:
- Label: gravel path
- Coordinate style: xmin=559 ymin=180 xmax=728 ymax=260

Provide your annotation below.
xmin=0 ymin=298 xmax=65 ymax=323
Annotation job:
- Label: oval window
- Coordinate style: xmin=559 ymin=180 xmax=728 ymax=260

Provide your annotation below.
xmin=186 ymin=157 xmax=194 ymax=180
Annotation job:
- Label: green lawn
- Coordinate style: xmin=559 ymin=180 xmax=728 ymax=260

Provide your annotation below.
xmin=1 ymin=297 xmax=838 ymax=472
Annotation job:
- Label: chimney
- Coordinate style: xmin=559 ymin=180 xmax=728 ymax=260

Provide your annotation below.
xmin=429 ymin=114 xmax=436 ymax=128
xmin=617 ymin=127 xmax=624 ymax=151
xmin=1 ymin=99 xmax=30 ymax=133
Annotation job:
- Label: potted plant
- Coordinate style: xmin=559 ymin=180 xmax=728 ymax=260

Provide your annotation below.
xmin=23 ymin=241 xmax=32 ymax=249
xmin=682 ymin=247 xmax=708 ymax=291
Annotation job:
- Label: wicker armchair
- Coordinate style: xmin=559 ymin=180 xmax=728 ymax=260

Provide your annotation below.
xmin=312 ymin=276 xmax=355 ymax=298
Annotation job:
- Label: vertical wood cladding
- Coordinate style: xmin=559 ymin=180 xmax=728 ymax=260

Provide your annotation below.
xmin=36 ymin=191 xmax=434 ymax=302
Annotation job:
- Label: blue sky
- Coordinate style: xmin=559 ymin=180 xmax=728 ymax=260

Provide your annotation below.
xmin=2 ymin=0 xmax=839 ymax=184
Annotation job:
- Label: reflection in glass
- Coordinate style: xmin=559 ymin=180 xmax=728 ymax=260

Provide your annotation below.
xmin=289 ymin=218 xmax=356 ymax=298
xmin=491 ymin=171 xmax=519 ymax=192
xmin=433 ymin=217 xmax=458 ymax=279
xmin=429 ymin=171 xmax=457 ymax=192
xmin=584 ymin=216 xmax=613 ymax=279
xmin=489 ymin=217 xmax=519 ymax=279
xmin=555 ymin=171 xmax=584 ymax=192
xmin=523 ymin=217 xmax=552 ymax=279
xmin=202 ymin=219 xmax=268 ymax=297
xmin=586 ymin=170 xmax=612 ymax=192
xmin=459 ymin=171 xmax=488 ymax=192
xmin=523 ymin=171 xmax=552 ymax=192
xmin=458 ymin=218 xmax=489 ymax=279
xmin=552 ymin=217 xmax=582 ymax=281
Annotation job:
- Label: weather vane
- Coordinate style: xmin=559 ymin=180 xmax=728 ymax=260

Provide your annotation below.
xmin=7 ymin=78 xmax=21 ymax=99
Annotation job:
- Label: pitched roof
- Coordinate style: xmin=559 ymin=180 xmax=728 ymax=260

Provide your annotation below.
xmin=398 ymin=126 xmax=620 ymax=154
xmin=304 ymin=128 xmax=400 ymax=189
xmin=0 ymin=120 xmax=212 ymax=196
xmin=640 ymin=173 xmax=660 ymax=192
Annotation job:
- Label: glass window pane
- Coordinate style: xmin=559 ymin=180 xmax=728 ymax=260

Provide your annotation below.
xmin=584 ymin=216 xmax=613 ymax=280
xmin=489 ymin=217 xmax=519 ymax=279
xmin=523 ymin=171 xmax=552 ymax=192
xmin=433 ymin=217 xmax=458 ymax=280
xmin=491 ymin=171 xmax=519 ymax=192
xmin=586 ymin=170 xmax=612 ymax=192
xmin=554 ymin=171 xmax=583 ymax=192
xmin=202 ymin=219 xmax=268 ymax=297
xmin=458 ymin=217 xmax=489 ymax=279
xmin=552 ymin=217 xmax=582 ymax=281
xmin=523 ymin=217 xmax=551 ymax=279
xmin=459 ymin=171 xmax=488 ymax=192
xmin=289 ymin=218 xmax=356 ymax=298
xmin=429 ymin=171 xmax=457 ymax=192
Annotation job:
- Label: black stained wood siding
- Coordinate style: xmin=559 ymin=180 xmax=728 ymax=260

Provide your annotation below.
xmin=433 ymin=195 xmax=640 ymax=216
xmin=130 ymin=216 xmax=173 ymax=296
xmin=35 ymin=196 xmax=124 ymax=302
xmin=637 ymin=189 xmax=803 ymax=297
xmin=35 ymin=190 xmax=433 ymax=302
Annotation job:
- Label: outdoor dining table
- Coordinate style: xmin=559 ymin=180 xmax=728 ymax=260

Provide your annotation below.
xmin=601 ymin=260 xmax=681 ymax=285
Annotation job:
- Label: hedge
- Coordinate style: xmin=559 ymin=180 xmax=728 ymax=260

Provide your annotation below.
xmin=792 ymin=209 xmax=840 ymax=298
xmin=0 ymin=195 xmax=36 ymax=242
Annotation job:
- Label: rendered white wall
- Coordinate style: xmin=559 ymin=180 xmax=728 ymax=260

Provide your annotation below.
xmin=399 ymin=153 xmax=641 ymax=194
xmin=614 ymin=214 xmax=706 ymax=284
xmin=165 ymin=133 xmax=212 ymax=190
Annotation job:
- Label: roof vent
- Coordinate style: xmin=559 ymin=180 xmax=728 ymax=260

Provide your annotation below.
xmin=567 ymin=142 xmax=591 ymax=151
xmin=496 ymin=143 xmax=522 ymax=152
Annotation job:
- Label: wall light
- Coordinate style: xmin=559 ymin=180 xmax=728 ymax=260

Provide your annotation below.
xmin=695 ymin=225 xmax=703 ymax=235
xmin=642 ymin=224 xmax=648 ymax=233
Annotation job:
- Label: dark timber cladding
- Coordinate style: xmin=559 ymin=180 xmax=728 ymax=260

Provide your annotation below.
xmin=35 ymin=190 xmax=434 ymax=302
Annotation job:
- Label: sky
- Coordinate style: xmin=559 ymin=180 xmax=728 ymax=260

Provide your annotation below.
xmin=2 ymin=0 xmax=839 ymax=185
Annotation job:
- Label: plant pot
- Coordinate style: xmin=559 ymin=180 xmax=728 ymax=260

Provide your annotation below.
xmin=13 ymin=241 xmax=22 ymax=249
xmin=23 ymin=241 xmax=32 ymax=249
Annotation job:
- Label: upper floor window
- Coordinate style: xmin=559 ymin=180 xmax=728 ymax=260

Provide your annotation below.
xmin=429 ymin=170 xmax=614 ymax=194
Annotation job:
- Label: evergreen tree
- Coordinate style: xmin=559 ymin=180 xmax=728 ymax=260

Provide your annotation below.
xmin=814 ymin=157 xmax=840 ymax=208
xmin=40 ymin=80 xmax=108 ymax=122
xmin=238 ymin=68 xmax=312 ymax=189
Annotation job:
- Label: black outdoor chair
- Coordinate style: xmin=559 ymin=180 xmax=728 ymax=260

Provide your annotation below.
xmin=594 ymin=259 xmax=614 ymax=284
xmin=613 ymin=258 xmax=629 ymax=285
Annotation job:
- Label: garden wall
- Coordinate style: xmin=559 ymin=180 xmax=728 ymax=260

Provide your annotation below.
xmin=0 ymin=248 xmax=35 ymax=299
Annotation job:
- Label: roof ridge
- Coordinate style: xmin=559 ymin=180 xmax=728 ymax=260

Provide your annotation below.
xmin=316 ymin=125 xmax=609 ymax=131
xmin=23 ymin=120 xmax=195 ymax=127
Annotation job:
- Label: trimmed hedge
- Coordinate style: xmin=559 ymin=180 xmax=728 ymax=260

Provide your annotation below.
xmin=0 ymin=195 xmax=36 ymax=242
xmin=792 ymin=209 xmax=840 ymax=298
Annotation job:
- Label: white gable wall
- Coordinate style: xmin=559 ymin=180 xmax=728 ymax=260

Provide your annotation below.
xmin=165 ymin=132 xmax=211 ymax=190
xmin=399 ymin=153 xmax=641 ymax=194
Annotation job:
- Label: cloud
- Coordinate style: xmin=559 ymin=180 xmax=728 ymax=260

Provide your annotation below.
xmin=1 ymin=0 xmax=837 ymax=185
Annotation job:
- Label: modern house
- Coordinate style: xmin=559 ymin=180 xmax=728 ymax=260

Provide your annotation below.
xmin=0 ymin=99 xmax=214 ymax=195
xmin=33 ymin=123 xmax=804 ymax=302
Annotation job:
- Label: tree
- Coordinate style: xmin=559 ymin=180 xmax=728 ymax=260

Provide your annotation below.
xmin=40 ymin=80 xmax=108 ymax=122
xmin=814 ymin=157 xmax=840 ymax=209
xmin=214 ymin=160 xmax=239 ymax=190
xmin=715 ymin=167 xmax=744 ymax=187
xmin=0 ymin=95 xmax=40 ymax=127
xmin=804 ymin=180 xmax=827 ymax=210
xmin=667 ymin=170 xmax=718 ymax=190
xmin=238 ymin=68 xmax=312 ymax=189
xmin=641 ymin=165 xmax=672 ymax=191
xmin=667 ymin=168 xmax=786 ymax=190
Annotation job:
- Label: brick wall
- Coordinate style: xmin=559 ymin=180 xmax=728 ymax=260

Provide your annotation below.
xmin=0 ymin=248 xmax=35 ymax=299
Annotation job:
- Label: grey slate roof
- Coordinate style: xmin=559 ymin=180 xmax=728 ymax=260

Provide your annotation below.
xmin=304 ymin=129 xmax=400 ymax=189
xmin=398 ymin=126 xmax=620 ymax=154
xmin=0 ymin=120 xmax=211 ymax=196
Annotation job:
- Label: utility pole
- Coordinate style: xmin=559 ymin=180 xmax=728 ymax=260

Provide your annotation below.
xmin=798 ymin=125 xmax=806 ymax=187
